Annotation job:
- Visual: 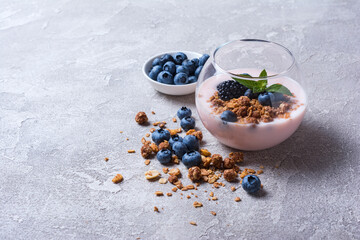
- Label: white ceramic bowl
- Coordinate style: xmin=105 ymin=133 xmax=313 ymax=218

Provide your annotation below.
xmin=142 ymin=51 xmax=202 ymax=95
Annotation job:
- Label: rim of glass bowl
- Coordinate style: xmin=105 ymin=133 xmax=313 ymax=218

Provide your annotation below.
xmin=212 ymin=39 xmax=296 ymax=81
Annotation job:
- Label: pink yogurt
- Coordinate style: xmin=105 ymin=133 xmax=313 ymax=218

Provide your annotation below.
xmin=196 ymin=69 xmax=307 ymax=151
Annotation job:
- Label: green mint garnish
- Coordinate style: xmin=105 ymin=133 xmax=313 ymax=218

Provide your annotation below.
xmin=232 ymin=69 xmax=293 ymax=96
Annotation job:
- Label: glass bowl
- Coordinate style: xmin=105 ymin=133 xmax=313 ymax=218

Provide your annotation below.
xmin=196 ymin=39 xmax=307 ymax=151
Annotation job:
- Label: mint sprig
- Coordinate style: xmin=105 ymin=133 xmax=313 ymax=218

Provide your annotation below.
xmin=232 ymin=69 xmax=293 ymax=96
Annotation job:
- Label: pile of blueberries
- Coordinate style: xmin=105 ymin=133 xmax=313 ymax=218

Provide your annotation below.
xmin=151 ymin=107 xmax=262 ymax=194
xmin=152 ymin=107 xmax=202 ymax=168
xmin=148 ymin=52 xmax=210 ymax=85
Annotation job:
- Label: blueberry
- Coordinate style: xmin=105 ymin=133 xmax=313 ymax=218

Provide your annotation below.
xmin=151 ymin=128 xmax=170 ymax=145
xmin=152 ymin=57 xmax=162 ymax=67
xmin=172 ymin=142 xmax=188 ymax=158
xmin=181 ymin=116 xmax=195 ymax=131
xmin=272 ymin=92 xmax=285 ymax=102
xmin=177 ymin=107 xmax=192 ymax=120
xmin=159 ymin=54 xmax=174 ymax=65
xmin=148 ymin=65 xmax=163 ymax=80
xmin=156 ymin=149 xmax=172 ymax=164
xmin=169 ymin=134 xmax=183 ymax=147
xmin=242 ymin=175 xmax=261 ymax=193
xmin=157 ymin=71 xmax=174 ymax=84
xmin=174 ymin=73 xmax=189 ymax=85
xmin=182 ymin=151 xmax=202 ymax=168
xmin=194 ymin=66 xmax=203 ymax=78
xmin=199 ymin=54 xmax=210 ymax=66
xmin=183 ymin=135 xmax=199 ymax=151
xmin=173 ymin=52 xmax=188 ymax=64
xmin=258 ymin=92 xmax=275 ymax=106
xmin=220 ymin=110 xmax=237 ymax=122
xmin=182 ymin=59 xmax=196 ymax=74
xmin=163 ymin=61 xmax=176 ymax=75
xmin=188 ymin=76 xmax=197 ymax=84
xmin=244 ymin=89 xmax=259 ymax=100
xmin=176 ymin=65 xmax=190 ymax=75
xmin=191 ymin=58 xmax=199 ymax=68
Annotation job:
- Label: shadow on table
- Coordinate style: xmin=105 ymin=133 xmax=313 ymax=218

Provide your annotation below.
xmin=225 ymin=121 xmax=346 ymax=174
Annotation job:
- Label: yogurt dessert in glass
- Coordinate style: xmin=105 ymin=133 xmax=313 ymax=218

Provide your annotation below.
xmin=196 ymin=39 xmax=307 ymax=151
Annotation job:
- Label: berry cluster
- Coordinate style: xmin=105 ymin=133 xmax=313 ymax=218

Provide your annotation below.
xmin=152 ymin=107 xmax=201 ymax=168
xmin=148 ymin=53 xmax=210 ymax=85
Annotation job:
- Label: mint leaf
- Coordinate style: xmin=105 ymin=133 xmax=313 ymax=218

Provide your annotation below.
xmin=259 ymin=69 xmax=267 ymax=78
xmin=266 ymin=84 xmax=294 ymax=96
xmin=232 ymin=77 xmax=260 ymax=90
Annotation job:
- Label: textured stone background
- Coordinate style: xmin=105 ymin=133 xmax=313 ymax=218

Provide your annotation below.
xmin=1 ymin=0 xmax=359 ymax=239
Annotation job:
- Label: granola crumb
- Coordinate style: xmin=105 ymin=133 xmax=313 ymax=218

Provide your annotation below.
xmin=261 ymin=184 xmax=264 ymax=188
xmin=145 ymin=133 xmax=150 ymax=137
xmin=187 ymin=195 xmax=191 ymax=199
xmin=257 ymin=170 xmax=264 ymax=175
xmin=150 ymin=128 xmax=156 ymax=133
xmin=260 ymin=165 xmax=264 ymax=169
xmin=167 ymin=193 xmax=172 ymax=197
xmin=135 ymin=112 xmax=148 ymax=124
xmin=209 ymin=192 xmax=214 ymax=197
xmin=212 ymin=197 xmax=218 ymax=201
xmin=200 ymin=149 xmax=211 ymax=157
xmin=153 ymin=121 xmax=160 ymax=126
xmin=104 ymin=157 xmax=109 ymax=162
xmin=154 ymin=206 xmax=159 ymax=212
xmin=224 ymin=169 xmax=237 ymax=182
xmin=127 ymin=149 xmax=135 ymax=153
xmin=234 ymin=197 xmax=241 ymax=202
xmin=172 ymin=117 xmax=177 ymax=123
xmin=172 ymin=187 xmax=178 ymax=192
xmin=162 ymin=168 xmax=169 ymax=174
xmin=120 ymin=131 xmax=123 ymax=133
xmin=158 ymin=178 xmax=167 ymax=184
xmin=144 ymin=159 xmax=150 ymax=165
xmin=145 ymin=170 xmax=161 ymax=180
xmin=190 ymin=221 xmax=197 ymax=226
xmin=151 ymin=111 xmax=155 ymax=115
xmin=155 ymin=191 xmax=164 ymax=196
xmin=193 ymin=201 xmax=203 ymax=208
xmin=141 ymin=144 xmax=152 ymax=158
xmin=188 ymin=166 xmax=201 ymax=182
xmin=126 ymin=138 xmax=129 ymax=141
xmin=210 ymin=211 xmax=217 ymax=216
xmin=169 ymin=168 xmax=181 ymax=177
xmin=112 ymin=174 xmax=123 ymax=184
xmin=231 ymin=186 xmax=236 ymax=192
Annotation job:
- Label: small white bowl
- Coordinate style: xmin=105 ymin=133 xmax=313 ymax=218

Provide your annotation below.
xmin=142 ymin=51 xmax=202 ymax=95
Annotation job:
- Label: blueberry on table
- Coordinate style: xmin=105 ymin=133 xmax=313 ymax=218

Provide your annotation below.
xmin=152 ymin=129 xmax=170 ymax=144
xmin=194 ymin=66 xmax=203 ymax=78
xmin=191 ymin=58 xmax=199 ymax=68
xmin=220 ymin=110 xmax=238 ymax=122
xmin=169 ymin=134 xmax=183 ymax=146
xmin=152 ymin=57 xmax=162 ymax=67
xmin=148 ymin=65 xmax=163 ymax=80
xmin=156 ymin=149 xmax=172 ymax=164
xmin=157 ymin=71 xmax=174 ymax=84
xmin=182 ymin=151 xmax=202 ymax=168
xmin=242 ymin=175 xmax=261 ymax=193
xmin=181 ymin=116 xmax=196 ymax=131
xmin=199 ymin=54 xmax=210 ymax=66
xmin=258 ymin=92 xmax=275 ymax=106
xmin=159 ymin=54 xmax=174 ymax=65
xmin=244 ymin=89 xmax=259 ymax=100
xmin=163 ymin=61 xmax=176 ymax=75
xmin=188 ymin=76 xmax=197 ymax=84
xmin=174 ymin=73 xmax=189 ymax=85
xmin=176 ymin=65 xmax=190 ymax=75
xmin=177 ymin=107 xmax=192 ymax=120
xmin=183 ymin=134 xmax=199 ymax=151
xmin=173 ymin=52 xmax=188 ymax=64
xmin=182 ymin=59 xmax=196 ymax=74
xmin=172 ymin=141 xmax=188 ymax=158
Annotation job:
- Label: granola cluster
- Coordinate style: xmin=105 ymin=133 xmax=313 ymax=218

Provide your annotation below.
xmin=210 ymin=92 xmax=294 ymax=124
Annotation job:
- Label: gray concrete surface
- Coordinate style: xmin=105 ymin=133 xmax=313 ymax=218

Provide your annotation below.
xmin=1 ymin=0 xmax=359 ymax=239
